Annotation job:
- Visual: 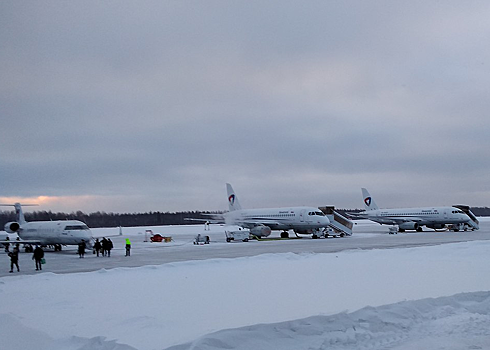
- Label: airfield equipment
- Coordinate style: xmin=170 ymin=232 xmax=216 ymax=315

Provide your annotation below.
xmin=225 ymin=228 xmax=250 ymax=242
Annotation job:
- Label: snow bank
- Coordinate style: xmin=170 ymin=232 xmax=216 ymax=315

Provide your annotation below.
xmin=0 ymin=313 xmax=137 ymax=350
xmin=166 ymin=291 xmax=490 ymax=350
xmin=2 ymin=238 xmax=490 ymax=350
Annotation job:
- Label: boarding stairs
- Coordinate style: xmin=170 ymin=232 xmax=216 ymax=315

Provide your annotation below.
xmin=453 ymin=205 xmax=480 ymax=230
xmin=319 ymin=206 xmax=353 ymax=236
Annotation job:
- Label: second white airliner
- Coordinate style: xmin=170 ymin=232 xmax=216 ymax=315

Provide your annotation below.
xmin=224 ymin=183 xmax=330 ymax=238
xmin=354 ymin=188 xmax=478 ymax=232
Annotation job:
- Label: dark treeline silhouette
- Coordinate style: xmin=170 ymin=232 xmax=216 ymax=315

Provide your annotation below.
xmin=467 ymin=207 xmax=490 ymax=217
xmin=0 ymin=207 xmax=488 ymax=230
xmin=0 ymin=210 xmax=223 ymax=229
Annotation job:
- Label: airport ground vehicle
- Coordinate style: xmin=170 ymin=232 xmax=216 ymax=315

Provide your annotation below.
xmin=150 ymin=234 xmax=172 ymax=242
xmin=225 ymin=229 xmax=249 ymax=242
xmin=194 ymin=234 xmax=210 ymax=245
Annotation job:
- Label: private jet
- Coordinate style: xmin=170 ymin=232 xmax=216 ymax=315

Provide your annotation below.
xmin=1 ymin=203 xmax=93 ymax=251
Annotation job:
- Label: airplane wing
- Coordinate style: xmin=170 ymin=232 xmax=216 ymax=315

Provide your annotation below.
xmin=384 ymin=217 xmax=425 ymax=225
xmin=346 ymin=212 xmax=368 ymax=220
xmin=184 ymin=213 xmax=224 ymax=224
xmin=184 ymin=218 xmax=224 ymax=224
xmin=234 ymin=220 xmax=283 ymax=228
xmin=0 ymin=239 xmax=42 ymax=245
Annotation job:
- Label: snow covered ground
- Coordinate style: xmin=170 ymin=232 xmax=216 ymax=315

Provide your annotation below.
xmin=1 ymin=219 xmax=490 ymax=350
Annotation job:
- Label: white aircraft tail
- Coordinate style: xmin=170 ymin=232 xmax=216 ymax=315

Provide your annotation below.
xmin=0 ymin=203 xmax=37 ymax=224
xmin=226 ymin=183 xmax=242 ymax=211
xmin=361 ymin=188 xmax=379 ymax=211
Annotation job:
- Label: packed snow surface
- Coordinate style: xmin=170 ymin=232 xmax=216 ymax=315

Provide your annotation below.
xmin=1 ymin=220 xmax=490 ymax=350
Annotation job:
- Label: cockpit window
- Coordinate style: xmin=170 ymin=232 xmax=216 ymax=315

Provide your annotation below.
xmin=308 ymin=211 xmax=325 ymax=216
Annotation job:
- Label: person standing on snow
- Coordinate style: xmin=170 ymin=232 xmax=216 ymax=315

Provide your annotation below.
xmin=32 ymin=245 xmax=44 ymax=270
xmin=106 ymin=238 xmax=113 ymax=257
xmin=125 ymin=238 xmax=131 ymax=256
xmin=78 ymin=240 xmax=86 ymax=258
xmin=8 ymin=248 xmax=19 ymax=273
xmin=93 ymin=238 xmax=101 ymax=257
xmin=4 ymin=236 xmax=10 ymax=252
xmin=101 ymin=237 xmax=108 ymax=256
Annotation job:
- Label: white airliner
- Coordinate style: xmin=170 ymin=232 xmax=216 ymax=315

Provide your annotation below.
xmin=353 ymin=188 xmax=477 ymax=232
xmin=1 ymin=203 xmax=93 ymax=251
xmin=224 ymin=183 xmax=330 ymax=238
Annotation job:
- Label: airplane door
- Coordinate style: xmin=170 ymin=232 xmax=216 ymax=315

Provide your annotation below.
xmin=300 ymin=209 xmax=306 ymax=222
xmin=444 ymin=210 xmax=448 ymax=219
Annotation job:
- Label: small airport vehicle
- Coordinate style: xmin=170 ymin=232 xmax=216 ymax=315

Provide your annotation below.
xmin=194 ymin=234 xmax=210 ymax=245
xmin=225 ymin=228 xmax=250 ymax=242
xmin=389 ymin=226 xmax=398 ymax=234
xmin=448 ymin=223 xmax=473 ymax=232
xmin=150 ymin=234 xmax=172 ymax=243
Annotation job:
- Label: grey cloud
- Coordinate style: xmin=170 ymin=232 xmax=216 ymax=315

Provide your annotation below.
xmin=1 ymin=1 xmax=490 ymax=212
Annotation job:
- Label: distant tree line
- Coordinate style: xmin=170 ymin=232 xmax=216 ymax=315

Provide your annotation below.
xmin=0 ymin=210 xmax=223 ymax=229
xmin=0 ymin=207 xmax=489 ymax=230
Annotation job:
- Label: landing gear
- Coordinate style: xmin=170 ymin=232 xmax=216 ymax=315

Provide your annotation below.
xmin=54 ymin=244 xmax=62 ymax=252
xmin=280 ymin=231 xmax=289 ymax=239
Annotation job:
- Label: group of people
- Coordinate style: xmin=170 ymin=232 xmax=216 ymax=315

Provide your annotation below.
xmin=92 ymin=237 xmax=114 ymax=257
xmin=7 ymin=244 xmax=44 ymax=273
xmin=6 ymin=237 xmax=132 ymax=272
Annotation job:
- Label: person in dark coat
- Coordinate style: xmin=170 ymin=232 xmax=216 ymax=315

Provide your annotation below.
xmin=106 ymin=238 xmax=113 ymax=257
xmin=32 ymin=245 xmax=44 ymax=270
xmin=93 ymin=238 xmax=101 ymax=257
xmin=101 ymin=237 xmax=108 ymax=256
xmin=8 ymin=249 xmax=19 ymax=273
xmin=4 ymin=236 xmax=10 ymax=252
xmin=78 ymin=240 xmax=86 ymax=258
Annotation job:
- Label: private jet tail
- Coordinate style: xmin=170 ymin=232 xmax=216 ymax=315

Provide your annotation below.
xmin=226 ymin=183 xmax=242 ymax=211
xmin=0 ymin=203 xmax=34 ymax=225
xmin=361 ymin=188 xmax=379 ymax=211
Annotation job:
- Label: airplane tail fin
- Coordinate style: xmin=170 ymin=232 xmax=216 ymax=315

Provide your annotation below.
xmin=0 ymin=203 xmax=36 ymax=224
xmin=226 ymin=183 xmax=242 ymax=211
xmin=14 ymin=203 xmax=27 ymax=224
xmin=361 ymin=188 xmax=379 ymax=211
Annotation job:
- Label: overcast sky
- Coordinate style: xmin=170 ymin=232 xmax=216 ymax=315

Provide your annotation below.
xmin=1 ymin=1 xmax=490 ymax=214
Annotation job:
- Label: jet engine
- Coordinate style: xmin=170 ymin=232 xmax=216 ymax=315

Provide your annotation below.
xmin=4 ymin=222 xmax=20 ymax=233
xmin=398 ymin=222 xmax=419 ymax=231
xmin=250 ymin=225 xmax=272 ymax=237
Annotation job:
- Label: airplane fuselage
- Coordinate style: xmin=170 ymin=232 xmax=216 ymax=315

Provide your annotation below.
xmin=359 ymin=206 xmax=470 ymax=229
xmin=224 ymin=206 xmax=330 ymax=235
xmin=18 ymin=220 xmax=93 ymax=246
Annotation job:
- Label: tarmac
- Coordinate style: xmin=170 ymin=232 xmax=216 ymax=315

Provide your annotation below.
xmin=1 ymin=219 xmax=489 ymax=278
